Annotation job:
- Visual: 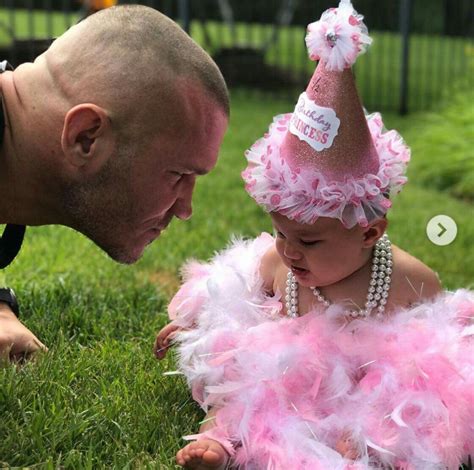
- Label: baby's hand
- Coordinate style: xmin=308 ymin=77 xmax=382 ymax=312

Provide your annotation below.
xmin=154 ymin=321 xmax=182 ymax=360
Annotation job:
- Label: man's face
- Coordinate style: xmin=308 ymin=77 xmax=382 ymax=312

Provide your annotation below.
xmin=70 ymin=86 xmax=228 ymax=263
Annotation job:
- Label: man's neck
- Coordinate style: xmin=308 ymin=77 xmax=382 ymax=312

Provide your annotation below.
xmin=0 ymin=71 xmax=58 ymax=226
xmin=0 ymin=73 xmax=17 ymax=224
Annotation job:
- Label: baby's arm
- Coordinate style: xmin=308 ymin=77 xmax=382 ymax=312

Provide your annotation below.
xmin=390 ymin=246 xmax=443 ymax=308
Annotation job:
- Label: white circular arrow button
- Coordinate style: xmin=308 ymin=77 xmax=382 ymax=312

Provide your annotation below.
xmin=426 ymin=215 xmax=457 ymax=246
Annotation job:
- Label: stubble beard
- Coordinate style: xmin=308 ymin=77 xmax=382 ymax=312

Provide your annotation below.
xmin=61 ymin=150 xmax=138 ymax=264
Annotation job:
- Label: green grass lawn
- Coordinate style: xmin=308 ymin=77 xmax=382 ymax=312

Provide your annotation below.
xmin=0 ymin=88 xmax=473 ymax=467
xmin=403 ymin=89 xmax=474 ymax=201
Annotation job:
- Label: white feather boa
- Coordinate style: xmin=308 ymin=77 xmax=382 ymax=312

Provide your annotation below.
xmin=169 ymin=234 xmax=474 ymax=469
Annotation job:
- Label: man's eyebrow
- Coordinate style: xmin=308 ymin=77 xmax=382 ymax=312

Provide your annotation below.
xmin=177 ymin=166 xmax=209 ymax=176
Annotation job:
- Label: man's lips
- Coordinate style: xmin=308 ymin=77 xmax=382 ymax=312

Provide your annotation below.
xmin=145 ymin=222 xmax=169 ymax=243
xmin=148 ymin=217 xmax=172 ymax=234
xmin=144 ymin=228 xmax=161 ymax=246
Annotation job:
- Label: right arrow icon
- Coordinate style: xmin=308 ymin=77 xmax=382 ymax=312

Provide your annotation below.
xmin=437 ymin=223 xmax=447 ymax=237
xmin=427 ymin=215 xmax=457 ymax=246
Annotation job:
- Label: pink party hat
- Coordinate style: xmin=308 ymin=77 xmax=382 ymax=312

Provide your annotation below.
xmin=242 ymin=0 xmax=410 ymax=228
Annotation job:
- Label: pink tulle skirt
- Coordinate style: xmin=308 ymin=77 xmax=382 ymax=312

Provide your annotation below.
xmin=168 ymin=234 xmax=474 ymax=470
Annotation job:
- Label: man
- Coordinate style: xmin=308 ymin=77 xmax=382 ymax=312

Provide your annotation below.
xmin=0 ymin=5 xmax=229 ymax=359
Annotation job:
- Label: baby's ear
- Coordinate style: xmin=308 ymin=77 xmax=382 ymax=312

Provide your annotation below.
xmin=362 ymin=218 xmax=388 ymax=248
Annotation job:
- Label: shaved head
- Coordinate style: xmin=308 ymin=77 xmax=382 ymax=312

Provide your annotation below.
xmin=45 ymin=5 xmax=229 ymax=136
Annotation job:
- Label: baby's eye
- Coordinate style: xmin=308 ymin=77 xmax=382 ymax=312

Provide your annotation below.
xmin=275 ymin=231 xmax=285 ymax=239
xmin=300 ymin=239 xmax=320 ymax=246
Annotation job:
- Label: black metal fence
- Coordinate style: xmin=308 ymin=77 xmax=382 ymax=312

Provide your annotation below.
xmin=0 ymin=0 xmax=472 ymax=114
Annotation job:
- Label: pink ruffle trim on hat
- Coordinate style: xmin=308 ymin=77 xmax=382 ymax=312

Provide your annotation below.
xmin=242 ymin=112 xmax=410 ymax=228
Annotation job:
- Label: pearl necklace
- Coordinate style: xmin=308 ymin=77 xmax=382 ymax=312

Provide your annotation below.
xmin=285 ymin=234 xmax=392 ymax=319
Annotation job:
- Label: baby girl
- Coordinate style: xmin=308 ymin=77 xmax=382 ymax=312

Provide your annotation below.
xmin=155 ymin=1 xmax=473 ymax=468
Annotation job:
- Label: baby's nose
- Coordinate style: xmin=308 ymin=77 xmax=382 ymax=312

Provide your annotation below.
xmin=283 ymin=242 xmax=302 ymax=260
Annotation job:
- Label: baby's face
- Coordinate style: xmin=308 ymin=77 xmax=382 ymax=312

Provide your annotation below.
xmin=271 ymin=212 xmax=372 ymax=288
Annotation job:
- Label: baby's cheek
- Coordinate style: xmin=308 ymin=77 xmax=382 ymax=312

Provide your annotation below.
xmin=274 ymin=239 xmax=285 ymax=257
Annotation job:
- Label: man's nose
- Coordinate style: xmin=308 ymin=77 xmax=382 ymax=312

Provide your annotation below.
xmin=173 ymin=175 xmax=195 ymax=221
xmin=283 ymin=241 xmax=301 ymax=260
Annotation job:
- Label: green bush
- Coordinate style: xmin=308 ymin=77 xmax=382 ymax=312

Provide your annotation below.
xmin=403 ymin=89 xmax=474 ymax=201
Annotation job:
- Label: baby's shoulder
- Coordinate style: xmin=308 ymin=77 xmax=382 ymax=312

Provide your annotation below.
xmin=260 ymin=243 xmax=285 ymax=294
xmin=260 ymin=243 xmax=278 ymax=292
xmin=390 ymin=245 xmax=442 ymax=307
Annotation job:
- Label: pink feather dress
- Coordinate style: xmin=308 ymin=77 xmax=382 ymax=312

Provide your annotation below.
xmin=168 ymin=233 xmax=474 ymax=470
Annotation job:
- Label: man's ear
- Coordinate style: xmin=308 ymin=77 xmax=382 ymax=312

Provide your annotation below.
xmin=361 ymin=217 xmax=388 ymax=248
xmin=61 ymin=104 xmax=114 ymax=174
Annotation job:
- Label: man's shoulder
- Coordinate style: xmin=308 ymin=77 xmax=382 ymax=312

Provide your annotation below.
xmin=390 ymin=245 xmax=442 ymax=306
